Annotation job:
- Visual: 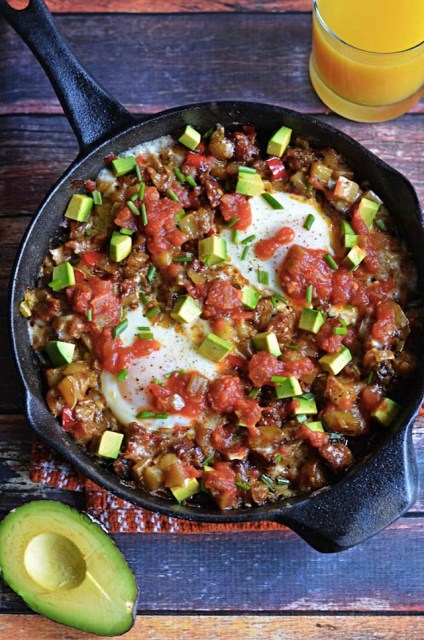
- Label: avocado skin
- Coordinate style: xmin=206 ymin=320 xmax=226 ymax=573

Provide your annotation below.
xmin=0 ymin=501 xmax=138 ymax=636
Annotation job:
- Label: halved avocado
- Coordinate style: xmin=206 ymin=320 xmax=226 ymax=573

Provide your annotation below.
xmin=0 ymin=501 xmax=138 ymax=636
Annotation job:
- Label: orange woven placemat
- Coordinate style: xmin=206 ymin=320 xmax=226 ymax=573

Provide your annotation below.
xmin=29 ymin=439 xmax=282 ymax=534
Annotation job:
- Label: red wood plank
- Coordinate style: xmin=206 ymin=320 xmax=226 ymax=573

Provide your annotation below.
xmin=7 ymin=0 xmax=312 ymax=12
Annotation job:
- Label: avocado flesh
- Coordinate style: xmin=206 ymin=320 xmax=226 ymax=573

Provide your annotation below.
xmin=0 ymin=501 xmax=138 ymax=636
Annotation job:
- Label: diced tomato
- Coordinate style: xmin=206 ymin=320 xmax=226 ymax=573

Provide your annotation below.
xmin=61 ymin=405 xmax=78 ymax=431
xmin=183 ymin=150 xmax=211 ymax=172
xmin=279 ymin=245 xmax=334 ymax=301
xmin=248 ymin=351 xmax=314 ymax=387
xmin=208 ymin=375 xmax=245 ymax=413
xmin=254 ymin=227 xmax=295 ymax=260
xmin=84 ymin=180 xmax=96 ymax=192
xmin=67 ymin=277 xmax=121 ymax=330
xmin=143 ymin=187 xmax=187 ymax=257
xmin=204 ymin=280 xmax=242 ymax=316
xmin=81 ymin=251 xmax=102 ymax=268
xmin=203 ymin=462 xmax=237 ymax=510
xmin=351 ymin=205 xmax=369 ymax=235
xmin=219 ymin=193 xmax=252 ymax=231
xmin=371 ymin=300 xmax=398 ymax=343
xmin=316 ymin=318 xmax=344 ymax=354
xmin=266 ymin=157 xmax=287 ymax=180
xmin=360 ymin=385 xmax=383 ymax=414
xmin=114 ymin=206 xmax=138 ymax=232
xmin=148 ymin=371 xmax=209 ymax=418
xmin=296 ymin=423 xmax=329 ymax=448
xmin=359 ymin=234 xmax=380 ymax=274
xmin=93 ymin=328 xmax=160 ymax=374
xmin=279 ymin=355 xmax=316 ymax=379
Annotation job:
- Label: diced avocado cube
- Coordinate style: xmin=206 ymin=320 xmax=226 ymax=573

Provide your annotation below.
xmin=198 ymin=236 xmax=227 ymax=265
xmin=110 ymin=230 xmax=132 ymax=262
xmin=64 ymin=194 xmax=94 ymax=222
xmin=275 ymin=376 xmax=302 ymax=399
xmin=171 ymin=295 xmax=202 ymax=323
xmin=319 ymin=345 xmax=352 ymax=375
xmin=371 ymin=397 xmax=400 ymax=427
xmin=241 ymin=285 xmax=261 ymax=310
xmin=45 ymin=341 xmax=75 ymax=367
xmin=111 ymin=155 xmax=136 ymax=177
xmin=292 ymin=397 xmax=317 ymax=416
xmin=341 ymin=220 xmax=355 ymax=236
xmin=267 ymin=126 xmax=292 ymax=157
xmin=343 ymin=245 xmax=367 ymax=270
xmin=252 ymin=332 xmax=281 ymax=357
xmin=357 ymin=197 xmax=380 ymax=228
xmin=344 ymin=234 xmax=359 ymax=248
xmin=49 ymin=262 xmax=76 ymax=292
xmin=170 ymin=477 xmax=200 ymax=502
xmin=97 ymin=430 xmax=124 ymax=459
xmin=198 ymin=333 xmax=233 ymax=362
xmin=178 ymin=125 xmax=201 ymax=151
xmin=299 ymin=307 xmax=325 ymax=334
xmin=306 ymin=421 xmax=324 ymax=432
xmin=236 ymin=173 xmax=265 ymax=196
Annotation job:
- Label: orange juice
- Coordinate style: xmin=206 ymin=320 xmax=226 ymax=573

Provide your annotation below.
xmin=309 ymin=0 xmax=424 ymax=122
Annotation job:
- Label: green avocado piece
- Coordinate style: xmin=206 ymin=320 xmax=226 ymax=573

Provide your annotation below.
xmin=306 ymin=421 xmax=324 ymax=432
xmin=274 ymin=376 xmax=302 ymax=399
xmin=198 ymin=333 xmax=233 ymax=362
xmin=371 ymin=397 xmax=400 ymax=426
xmin=252 ymin=332 xmax=281 ymax=357
xmin=236 ymin=173 xmax=265 ymax=196
xmin=45 ymin=341 xmax=75 ymax=367
xmin=170 ymin=477 xmax=200 ymax=502
xmin=110 ymin=230 xmax=132 ymax=262
xmin=241 ymin=285 xmax=261 ymax=310
xmin=357 ymin=197 xmax=380 ymax=228
xmin=111 ymin=155 xmax=136 ymax=177
xmin=171 ymin=295 xmax=202 ymax=323
xmin=64 ymin=194 xmax=93 ymax=222
xmin=97 ymin=431 xmax=124 ymax=459
xmin=267 ymin=126 xmax=292 ymax=157
xmin=49 ymin=262 xmax=76 ymax=292
xmin=198 ymin=235 xmax=227 ymax=265
xmin=343 ymin=245 xmax=367 ymax=270
xmin=299 ymin=307 xmax=325 ymax=334
xmin=319 ymin=345 xmax=352 ymax=375
xmin=344 ymin=233 xmax=359 ymax=248
xmin=178 ymin=125 xmax=201 ymax=151
xmin=292 ymin=397 xmax=318 ymax=416
xmin=0 ymin=501 xmax=138 ymax=636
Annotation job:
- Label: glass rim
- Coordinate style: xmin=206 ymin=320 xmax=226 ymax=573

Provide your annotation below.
xmin=313 ymin=0 xmax=424 ymax=56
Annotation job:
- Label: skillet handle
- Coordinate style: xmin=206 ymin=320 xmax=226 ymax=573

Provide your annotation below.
xmin=272 ymin=422 xmax=418 ymax=553
xmin=0 ymin=0 xmax=136 ymax=152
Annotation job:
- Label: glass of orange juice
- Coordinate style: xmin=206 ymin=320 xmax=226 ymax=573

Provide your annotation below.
xmin=309 ymin=0 xmax=424 ymax=122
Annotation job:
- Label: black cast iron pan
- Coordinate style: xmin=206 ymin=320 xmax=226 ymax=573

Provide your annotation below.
xmin=3 ymin=0 xmax=424 ymax=552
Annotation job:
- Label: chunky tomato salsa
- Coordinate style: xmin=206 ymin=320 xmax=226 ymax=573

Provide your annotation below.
xmin=22 ymin=123 xmax=422 ymax=510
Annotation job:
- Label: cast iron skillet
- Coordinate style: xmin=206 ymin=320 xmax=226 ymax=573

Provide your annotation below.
xmin=3 ymin=0 xmax=424 ymax=553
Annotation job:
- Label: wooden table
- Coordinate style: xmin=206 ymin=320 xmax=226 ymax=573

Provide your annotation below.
xmin=1 ymin=1 xmax=423 ymax=638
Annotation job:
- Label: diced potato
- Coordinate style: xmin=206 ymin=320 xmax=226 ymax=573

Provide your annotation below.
xmin=143 ymin=465 xmax=164 ymax=491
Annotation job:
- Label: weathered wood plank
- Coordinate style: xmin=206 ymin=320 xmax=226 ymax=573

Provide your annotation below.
xmin=6 ymin=0 xmax=313 ymax=11
xmin=2 ymin=614 xmax=424 ymax=640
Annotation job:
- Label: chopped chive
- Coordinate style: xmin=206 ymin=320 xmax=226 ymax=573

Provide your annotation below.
xmin=202 ymin=126 xmax=213 ymax=140
xmin=127 ymin=201 xmax=140 ymax=216
xmin=260 ymin=474 xmax=275 ymax=492
xmin=238 ymin=165 xmax=257 ymax=174
xmin=227 ymin=216 xmax=239 ymax=228
xmin=333 ymin=326 xmax=347 ymax=335
xmin=276 ymin=477 xmax=290 ymax=486
xmin=144 ymin=306 xmax=161 ymax=319
xmin=270 ymin=294 xmax=287 ymax=308
xmin=340 ymin=317 xmax=347 ymax=328
xmin=186 ymin=175 xmax=197 ymax=188
xmin=235 ymin=481 xmax=250 ymax=491
xmin=203 ymin=454 xmax=214 ymax=466
xmin=120 ymin=305 xmax=125 ymax=319
xmin=376 ymin=219 xmax=387 ymax=231
xmin=270 ymin=376 xmax=288 ymax=383
xmin=241 ymin=234 xmax=256 ymax=245
xmin=167 ymin=188 xmax=180 ymax=203
xmin=136 ymin=411 xmax=169 ymax=419
xmin=113 ymin=318 xmax=128 ymax=339
xmin=139 ymin=181 xmax=146 ymax=201
xmin=366 ymin=371 xmax=374 ymax=384
xmin=324 ymin=254 xmax=338 ymax=270
xmin=248 ymin=388 xmax=260 ymax=399
xmin=296 ymin=414 xmax=308 ymax=423
xmin=261 ymin=193 xmax=284 ymax=210
xmin=232 ymin=229 xmax=240 ymax=244
xmin=84 ymin=229 xmax=92 ymax=237
xmin=86 ymin=309 xmax=92 ymax=322
xmin=305 ymin=284 xmax=313 ymax=303
xmin=241 ymin=245 xmax=250 ymax=260
xmin=174 ymin=167 xmax=186 ymax=183
xmin=164 ymin=371 xmax=173 ymax=379
xmin=139 ymin=291 xmax=148 ymax=305
xmin=137 ymin=325 xmax=150 ymax=330
xmin=307 ymin=182 xmax=314 ymax=193
xmin=146 ymin=265 xmax=157 ymax=282
xmin=116 ymin=368 xmax=128 ymax=382
xmin=135 ymin=162 xmax=142 ymax=181
xmin=274 ymin=453 xmax=282 ymax=464
xmin=285 ymin=344 xmax=301 ymax=350
xmin=92 ymin=190 xmax=102 ymax=205
xmin=151 ymin=376 xmax=163 ymax=385
xmin=120 ymin=228 xmax=134 ymax=236
xmin=174 ymin=210 xmax=185 ymax=223
xmin=130 ymin=193 xmax=139 ymax=202
xmin=141 ymin=203 xmax=148 ymax=226
xmin=257 ymin=269 xmax=269 ymax=285
xmin=304 ymin=213 xmax=315 ymax=230
xmin=173 ymin=255 xmax=193 ymax=263
xmin=137 ymin=330 xmax=154 ymax=339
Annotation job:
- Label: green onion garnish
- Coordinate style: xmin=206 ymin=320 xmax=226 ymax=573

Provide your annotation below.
xmin=173 ymin=255 xmax=193 ymax=263
xmin=257 ymin=270 xmax=269 ymax=285
xmin=164 ymin=371 xmax=173 ymax=379
xmin=130 ymin=193 xmax=139 ymax=202
xmin=270 ymin=294 xmax=287 ymax=308
xmin=324 ymin=254 xmax=338 ymax=270
xmin=144 ymin=306 xmax=161 ymax=319
xmin=241 ymin=245 xmax=249 ymax=260
xmin=137 ymin=330 xmax=154 ymax=339
xmin=248 ymin=388 xmax=260 ymax=399
xmin=113 ymin=318 xmax=128 ymax=338
xmin=261 ymin=193 xmax=284 ymax=210
xmin=238 ymin=165 xmax=257 ymax=174
xmin=151 ymin=377 xmax=163 ymax=385
xmin=367 ymin=371 xmax=374 ymax=384
xmin=241 ymin=234 xmax=256 ymax=245
xmin=175 ymin=210 xmax=185 ymax=223
xmin=139 ymin=291 xmax=148 ymax=305
xmin=135 ymin=163 xmax=142 ymax=182
xmin=232 ymin=229 xmax=240 ymax=244
xmin=376 ymin=219 xmax=387 ymax=231
xmin=305 ymin=284 xmax=313 ymax=303
xmin=227 ymin=216 xmax=239 ymax=228
xmin=203 ymin=454 xmax=214 ymax=466
xmin=146 ymin=266 xmax=157 ymax=282
xmin=120 ymin=228 xmax=134 ymax=236
xmin=167 ymin=188 xmax=180 ymax=203
xmin=186 ymin=175 xmax=197 ymax=188
xmin=136 ymin=411 xmax=169 ymax=419
xmin=274 ymin=453 xmax=282 ymax=464
xmin=260 ymin=474 xmax=275 ymax=492
xmin=174 ymin=167 xmax=186 ymax=183
xmin=120 ymin=305 xmax=125 ymax=319
xmin=304 ymin=214 xmax=315 ymax=230
xmin=202 ymin=127 xmax=213 ymax=140
xmin=86 ymin=309 xmax=92 ymax=322
xmin=139 ymin=182 xmax=146 ymax=201
xmin=270 ymin=376 xmax=288 ymax=383
xmin=333 ymin=326 xmax=347 ymax=335
xmin=276 ymin=477 xmax=290 ymax=486
xmin=285 ymin=344 xmax=301 ymax=350
xmin=92 ymin=190 xmax=102 ymax=205
xmin=127 ymin=201 xmax=140 ymax=216
xmin=116 ymin=368 xmax=128 ymax=382
xmin=235 ymin=481 xmax=250 ymax=491
xmin=141 ymin=203 xmax=148 ymax=226
xmin=340 ymin=317 xmax=347 ymax=328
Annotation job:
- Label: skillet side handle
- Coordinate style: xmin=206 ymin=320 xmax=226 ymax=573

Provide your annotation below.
xmin=272 ymin=423 xmax=418 ymax=553
xmin=0 ymin=0 xmax=136 ymax=151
